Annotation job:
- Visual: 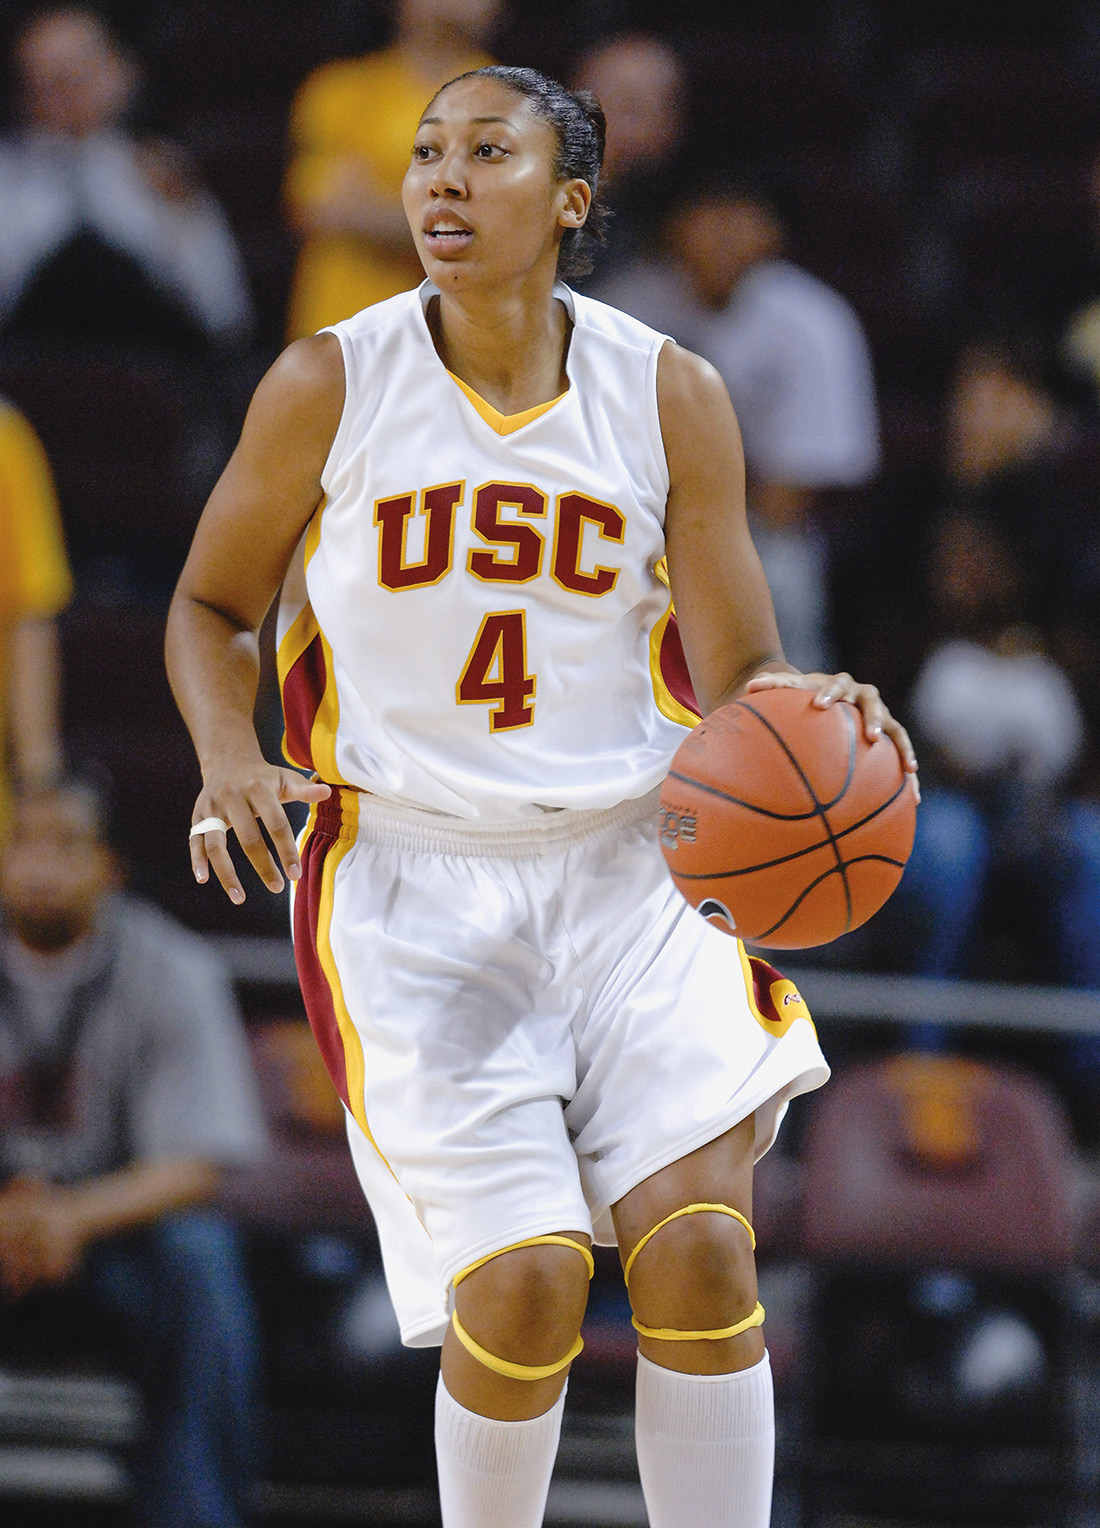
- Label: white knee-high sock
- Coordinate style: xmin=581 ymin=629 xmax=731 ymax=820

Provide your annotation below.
xmin=635 ymin=1351 xmax=775 ymax=1528
xmin=434 ymin=1374 xmax=565 ymax=1528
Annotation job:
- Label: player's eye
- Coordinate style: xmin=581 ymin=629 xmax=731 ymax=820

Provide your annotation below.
xmin=412 ymin=142 xmax=436 ymax=161
xmin=474 ymin=142 xmax=506 ymax=159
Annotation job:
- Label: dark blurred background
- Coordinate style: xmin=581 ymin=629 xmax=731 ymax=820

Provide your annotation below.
xmin=4 ymin=1 xmax=1100 ymax=1525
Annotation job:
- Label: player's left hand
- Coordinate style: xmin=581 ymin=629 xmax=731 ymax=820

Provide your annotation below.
xmin=746 ymin=668 xmax=920 ymax=802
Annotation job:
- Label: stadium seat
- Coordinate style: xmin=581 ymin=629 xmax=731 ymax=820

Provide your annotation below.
xmin=801 ymin=1054 xmax=1075 ymax=1268
xmin=796 ymin=1054 xmax=1081 ymax=1525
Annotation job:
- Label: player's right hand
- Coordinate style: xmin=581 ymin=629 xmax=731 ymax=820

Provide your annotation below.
xmin=190 ymin=758 xmax=330 ymax=903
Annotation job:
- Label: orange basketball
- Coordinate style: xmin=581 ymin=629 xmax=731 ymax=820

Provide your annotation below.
xmin=658 ymin=687 xmax=917 ymax=948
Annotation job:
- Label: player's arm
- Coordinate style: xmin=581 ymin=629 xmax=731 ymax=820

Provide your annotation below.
xmin=659 ymin=342 xmax=792 ymax=714
xmin=165 ymin=334 xmax=345 ymax=902
xmin=658 ymin=343 xmax=917 ymax=777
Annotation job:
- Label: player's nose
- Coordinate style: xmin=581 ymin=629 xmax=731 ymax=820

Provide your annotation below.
xmin=427 ymin=151 xmax=468 ymax=199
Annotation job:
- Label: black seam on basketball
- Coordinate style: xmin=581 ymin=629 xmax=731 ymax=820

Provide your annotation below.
xmin=672 ymin=773 xmax=911 ymax=881
xmin=752 ymin=853 xmax=907 ymax=941
xmin=666 ymin=769 xmax=824 ymax=820
xmin=736 ymin=700 xmax=857 ymax=814
xmin=738 ymin=699 xmax=854 ymax=929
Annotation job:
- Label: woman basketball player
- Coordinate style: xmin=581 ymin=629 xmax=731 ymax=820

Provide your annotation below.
xmin=167 ymin=66 xmax=915 ymax=1528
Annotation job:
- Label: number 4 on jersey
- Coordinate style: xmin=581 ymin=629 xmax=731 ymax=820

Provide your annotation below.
xmin=457 ymin=611 xmax=536 ymax=731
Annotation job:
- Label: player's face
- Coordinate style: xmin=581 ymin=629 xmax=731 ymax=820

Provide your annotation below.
xmin=404 ymin=78 xmax=589 ymax=291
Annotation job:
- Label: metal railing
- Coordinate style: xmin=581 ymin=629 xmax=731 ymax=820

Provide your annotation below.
xmin=210 ymin=934 xmax=1100 ymax=1038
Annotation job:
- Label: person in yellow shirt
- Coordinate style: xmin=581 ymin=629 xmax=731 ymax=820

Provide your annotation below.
xmin=285 ymin=0 xmax=499 ymax=338
xmin=0 ymin=400 xmax=72 ymax=814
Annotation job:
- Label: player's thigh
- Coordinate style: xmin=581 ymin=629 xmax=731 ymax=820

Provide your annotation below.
xmin=319 ymin=830 xmax=591 ymax=1309
xmin=565 ymin=816 xmax=827 ymax=1230
xmin=611 ymin=1113 xmax=756 ymax=1260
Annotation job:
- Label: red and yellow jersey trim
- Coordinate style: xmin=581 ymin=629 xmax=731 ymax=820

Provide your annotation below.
xmin=277 ymin=506 xmax=350 ymax=785
xmin=649 ymin=557 xmax=700 ymax=729
xmin=447 ymin=370 xmax=568 ymax=436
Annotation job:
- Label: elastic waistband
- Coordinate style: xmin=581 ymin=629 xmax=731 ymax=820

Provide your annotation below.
xmin=309 ymin=786 xmax=661 ymax=858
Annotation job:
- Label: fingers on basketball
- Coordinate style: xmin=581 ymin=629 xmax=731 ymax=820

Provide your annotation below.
xmin=658 ymin=687 xmax=917 ymax=949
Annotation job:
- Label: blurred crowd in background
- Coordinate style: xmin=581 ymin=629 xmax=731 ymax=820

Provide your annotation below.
xmin=5 ymin=1 xmax=1100 ymax=1520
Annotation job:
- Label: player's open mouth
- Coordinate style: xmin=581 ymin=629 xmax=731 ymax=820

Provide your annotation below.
xmin=424 ymin=221 xmax=474 ymax=254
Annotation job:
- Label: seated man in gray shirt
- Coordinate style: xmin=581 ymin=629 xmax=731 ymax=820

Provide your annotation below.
xmin=0 ymin=778 xmax=268 ymax=1527
xmin=594 ymin=178 xmax=881 ymax=673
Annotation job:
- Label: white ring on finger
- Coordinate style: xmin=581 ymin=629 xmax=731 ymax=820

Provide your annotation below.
xmin=189 ymin=817 xmax=230 ymax=839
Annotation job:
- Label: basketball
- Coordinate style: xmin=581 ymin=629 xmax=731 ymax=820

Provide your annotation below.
xmin=658 ymin=687 xmax=917 ymax=949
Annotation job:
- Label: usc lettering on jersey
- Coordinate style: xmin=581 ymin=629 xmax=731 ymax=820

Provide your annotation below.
xmin=277 ymin=281 xmax=700 ymax=820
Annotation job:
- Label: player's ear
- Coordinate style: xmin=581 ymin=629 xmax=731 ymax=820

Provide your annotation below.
xmin=558 ymin=178 xmax=591 ymax=231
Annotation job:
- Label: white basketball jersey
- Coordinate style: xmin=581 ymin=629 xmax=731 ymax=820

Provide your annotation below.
xmin=276 ymin=280 xmax=699 ymax=820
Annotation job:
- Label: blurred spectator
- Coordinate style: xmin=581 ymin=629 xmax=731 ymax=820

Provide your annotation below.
xmin=0 ymin=398 xmax=70 ymax=815
xmin=841 ymin=330 xmax=1097 ymax=754
xmin=599 ymin=179 xmax=880 ymax=670
xmin=942 ymin=334 xmax=1091 ymax=629
xmin=0 ymin=779 xmax=268 ymax=1526
xmin=0 ymin=6 xmax=253 ymax=358
xmin=891 ymin=510 xmax=1100 ymax=989
xmin=572 ymin=33 xmax=686 ymax=289
xmin=285 ymin=0 xmax=499 ymax=339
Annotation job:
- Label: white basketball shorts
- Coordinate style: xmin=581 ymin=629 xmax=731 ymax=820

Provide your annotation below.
xmin=292 ymin=784 xmax=829 ymax=1346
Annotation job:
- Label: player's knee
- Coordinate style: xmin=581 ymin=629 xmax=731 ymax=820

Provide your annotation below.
xmin=454 ymin=1241 xmax=590 ymax=1364
xmin=628 ymin=1210 xmax=757 ymax=1327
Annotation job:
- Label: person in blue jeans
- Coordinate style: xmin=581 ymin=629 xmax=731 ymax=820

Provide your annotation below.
xmin=890 ymin=510 xmax=1100 ymax=1096
xmin=901 ymin=787 xmax=1100 ymax=987
xmin=0 ymin=780 xmax=268 ymax=1525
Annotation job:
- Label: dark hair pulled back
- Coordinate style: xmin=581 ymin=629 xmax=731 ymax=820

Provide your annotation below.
xmin=431 ymin=64 xmax=608 ymax=281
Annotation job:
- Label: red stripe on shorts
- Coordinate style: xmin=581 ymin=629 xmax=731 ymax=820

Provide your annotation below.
xmin=746 ymin=955 xmax=787 ymax=1024
xmin=282 ymin=632 xmax=326 ymax=771
xmin=292 ymin=794 xmax=352 ymax=1109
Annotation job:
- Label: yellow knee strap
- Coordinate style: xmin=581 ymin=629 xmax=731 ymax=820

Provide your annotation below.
xmin=622 ymin=1202 xmax=756 ymax=1287
xmin=453 ymin=1234 xmax=595 ymax=1288
xmin=450 ymin=1310 xmax=584 ymax=1380
xmin=450 ymin=1234 xmax=594 ymax=1381
xmin=631 ymin=1301 xmax=766 ymax=1343
xmin=625 ymin=1202 xmax=762 ymax=1343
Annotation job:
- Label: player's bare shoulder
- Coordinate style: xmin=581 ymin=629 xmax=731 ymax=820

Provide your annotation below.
xmin=176 ymin=332 xmax=347 ymax=628
xmin=239 ymin=332 xmax=346 ymax=479
xmin=656 ymin=342 xmax=744 ymax=493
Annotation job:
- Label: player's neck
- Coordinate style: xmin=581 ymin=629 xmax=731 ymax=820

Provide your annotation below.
xmin=429 ymin=285 xmax=571 ymax=416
